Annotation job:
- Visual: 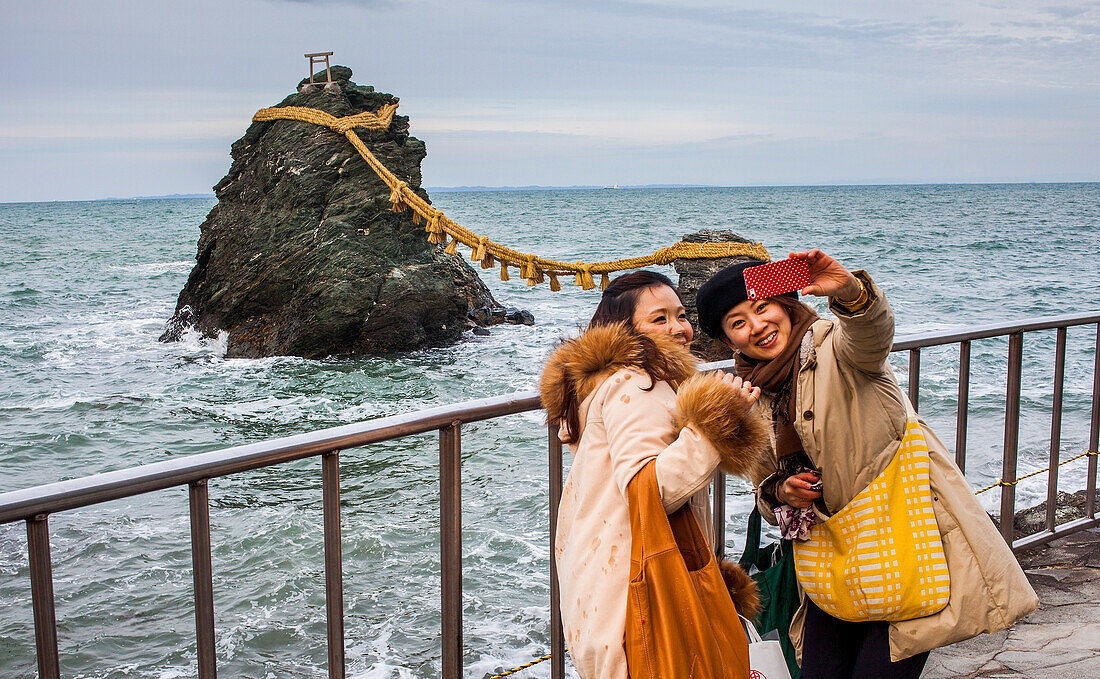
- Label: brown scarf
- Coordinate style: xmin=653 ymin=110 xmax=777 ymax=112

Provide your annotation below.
xmin=734 ymin=300 xmax=819 ymax=460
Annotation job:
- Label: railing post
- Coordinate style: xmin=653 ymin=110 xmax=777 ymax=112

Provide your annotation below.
xmin=999 ymin=332 xmax=1024 ymax=544
xmin=711 ymin=472 xmax=726 ymax=558
xmin=189 ymin=480 xmax=217 ymax=679
xmin=322 ymin=451 xmax=345 ymax=679
xmin=955 ymin=340 xmax=971 ymax=472
xmin=908 ymin=348 xmax=921 ymax=412
xmin=1087 ymin=324 xmax=1100 ymax=518
xmin=440 ymin=422 xmax=462 ymax=679
xmin=27 ymin=514 xmax=60 ymax=679
xmin=548 ymin=425 xmax=565 ymax=679
xmin=1046 ymin=329 xmax=1067 ymax=532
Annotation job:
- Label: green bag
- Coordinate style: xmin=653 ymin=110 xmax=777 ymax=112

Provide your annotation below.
xmin=738 ymin=508 xmax=801 ymax=679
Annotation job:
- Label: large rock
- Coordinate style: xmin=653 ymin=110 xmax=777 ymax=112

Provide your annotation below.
xmin=161 ymin=66 xmax=521 ymax=358
xmin=673 ymin=230 xmax=768 ymax=362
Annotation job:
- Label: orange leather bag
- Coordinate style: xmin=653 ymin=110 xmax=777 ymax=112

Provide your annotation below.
xmin=625 ymin=461 xmax=750 ymax=679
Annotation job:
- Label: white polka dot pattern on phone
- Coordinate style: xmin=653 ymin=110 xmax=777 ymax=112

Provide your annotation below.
xmin=743 ymin=257 xmax=812 ymax=300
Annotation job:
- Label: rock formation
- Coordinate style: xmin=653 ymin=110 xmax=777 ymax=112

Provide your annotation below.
xmin=162 ymin=66 xmax=528 ymax=358
xmin=673 ymin=230 xmax=768 ymax=362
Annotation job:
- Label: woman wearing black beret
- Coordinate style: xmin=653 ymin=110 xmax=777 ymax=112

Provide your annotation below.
xmin=696 ymin=250 xmax=1037 ymax=679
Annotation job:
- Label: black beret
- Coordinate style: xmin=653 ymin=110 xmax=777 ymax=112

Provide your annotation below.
xmin=696 ymin=259 xmax=796 ymax=338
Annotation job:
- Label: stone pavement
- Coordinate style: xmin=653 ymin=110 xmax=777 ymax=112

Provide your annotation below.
xmin=923 ymin=527 xmax=1100 ymax=678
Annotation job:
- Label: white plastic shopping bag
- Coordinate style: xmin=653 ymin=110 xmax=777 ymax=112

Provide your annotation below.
xmin=741 ymin=616 xmax=793 ymax=679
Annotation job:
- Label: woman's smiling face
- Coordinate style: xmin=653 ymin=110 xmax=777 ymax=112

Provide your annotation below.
xmin=720 ymin=297 xmax=792 ymax=360
xmin=631 ymin=285 xmax=694 ymax=347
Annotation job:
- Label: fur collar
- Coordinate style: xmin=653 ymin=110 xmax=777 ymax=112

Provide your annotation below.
xmin=539 ymin=323 xmax=697 ymax=426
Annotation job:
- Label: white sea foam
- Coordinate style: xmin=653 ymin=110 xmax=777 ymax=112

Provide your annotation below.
xmin=109 ymin=261 xmax=194 ymax=275
xmin=176 ymin=326 xmax=228 ymax=357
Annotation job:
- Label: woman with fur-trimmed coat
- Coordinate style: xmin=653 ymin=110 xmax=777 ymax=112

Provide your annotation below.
xmin=539 ymin=271 xmax=769 ymax=679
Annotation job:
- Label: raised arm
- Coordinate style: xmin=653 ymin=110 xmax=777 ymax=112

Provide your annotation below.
xmin=792 ymin=249 xmax=895 ymax=374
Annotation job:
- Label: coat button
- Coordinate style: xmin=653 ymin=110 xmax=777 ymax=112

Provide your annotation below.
xmin=803 ymin=410 xmax=814 ymax=420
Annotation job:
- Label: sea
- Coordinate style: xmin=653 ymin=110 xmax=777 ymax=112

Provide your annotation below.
xmin=0 ymin=183 xmax=1098 ymax=678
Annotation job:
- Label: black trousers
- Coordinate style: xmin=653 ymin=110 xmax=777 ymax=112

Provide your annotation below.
xmin=800 ymin=600 xmax=929 ymax=679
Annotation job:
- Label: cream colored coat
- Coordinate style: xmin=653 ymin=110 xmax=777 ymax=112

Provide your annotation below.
xmin=754 ymin=272 xmax=1039 ymax=662
xmin=540 ymin=324 xmax=767 ymax=679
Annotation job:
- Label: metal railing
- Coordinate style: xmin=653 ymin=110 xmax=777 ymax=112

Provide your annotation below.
xmin=1 ymin=311 xmax=1098 ymax=679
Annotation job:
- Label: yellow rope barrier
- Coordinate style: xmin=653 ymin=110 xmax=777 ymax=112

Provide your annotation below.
xmin=252 ymin=104 xmax=771 ymax=290
xmin=486 ymin=651 xmax=557 ymax=679
xmin=974 ymin=448 xmax=1096 ymax=495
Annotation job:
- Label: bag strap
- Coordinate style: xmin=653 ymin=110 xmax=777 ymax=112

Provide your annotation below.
xmin=740 ymin=615 xmax=763 ymax=644
xmin=902 ymin=391 xmax=918 ymax=421
xmin=627 ymin=460 xmax=713 ymax=579
xmin=738 ymin=507 xmax=763 ymax=569
xmin=626 ymin=461 xmax=677 ymax=579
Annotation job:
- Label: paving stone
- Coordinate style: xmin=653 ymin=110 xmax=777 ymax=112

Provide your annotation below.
xmin=925 ymin=528 xmax=1099 ymax=678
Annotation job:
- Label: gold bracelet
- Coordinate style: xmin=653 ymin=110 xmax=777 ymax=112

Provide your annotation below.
xmin=836 ymin=277 xmax=865 ymax=305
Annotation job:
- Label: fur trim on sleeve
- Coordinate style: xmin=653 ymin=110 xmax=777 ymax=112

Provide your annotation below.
xmin=673 ymin=373 xmax=770 ymax=477
xmin=539 ymin=323 xmax=697 ymax=426
xmin=719 ymin=559 xmax=760 ymax=622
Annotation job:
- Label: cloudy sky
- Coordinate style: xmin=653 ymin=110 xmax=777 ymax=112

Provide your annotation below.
xmin=2 ymin=0 xmax=1098 ymax=202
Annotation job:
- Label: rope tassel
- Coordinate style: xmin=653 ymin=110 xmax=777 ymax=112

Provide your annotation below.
xmin=600 ymin=273 xmax=610 ymax=290
xmin=548 ymin=273 xmax=561 ymax=292
xmin=427 ymin=210 xmax=444 ymax=236
xmin=472 ymin=236 xmax=488 ymax=263
xmin=389 ymin=182 xmax=407 ymax=212
xmin=573 ymin=264 xmax=596 ymax=290
xmin=500 ymin=262 xmax=510 ymax=281
xmin=443 ymin=237 xmax=459 ymax=255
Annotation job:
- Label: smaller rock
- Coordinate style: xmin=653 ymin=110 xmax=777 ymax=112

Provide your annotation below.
xmin=472 ymin=327 xmax=491 ymax=336
xmin=1014 ymin=488 xmax=1099 ymax=539
xmin=673 ymin=229 xmax=764 ymax=362
xmin=468 ymin=306 xmax=493 ymax=326
xmin=505 ymin=307 xmax=535 ymax=326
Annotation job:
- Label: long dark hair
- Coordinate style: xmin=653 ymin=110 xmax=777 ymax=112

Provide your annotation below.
xmin=558 ymin=271 xmax=690 ymax=442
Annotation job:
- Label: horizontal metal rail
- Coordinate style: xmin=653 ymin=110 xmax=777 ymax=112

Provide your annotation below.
xmin=1 ymin=312 xmax=1097 ymax=678
xmin=0 ymin=392 xmax=541 ymax=525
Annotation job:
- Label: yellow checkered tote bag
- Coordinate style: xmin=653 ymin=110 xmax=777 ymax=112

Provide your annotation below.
xmin=793 ymin=417 xmax=951 ymax=622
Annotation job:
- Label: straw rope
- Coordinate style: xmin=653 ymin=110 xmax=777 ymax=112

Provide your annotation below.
xmin=252 ymin=104 xmax=771 ymax=290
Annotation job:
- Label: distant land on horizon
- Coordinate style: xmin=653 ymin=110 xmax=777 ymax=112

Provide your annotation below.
xmin=4 ymin=181 xmax=1097 ymax=204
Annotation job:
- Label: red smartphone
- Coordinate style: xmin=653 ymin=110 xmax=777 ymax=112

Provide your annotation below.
xmin=742 ymin=257 xmax=811 ymax=300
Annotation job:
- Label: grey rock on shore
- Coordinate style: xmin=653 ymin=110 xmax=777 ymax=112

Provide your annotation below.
xmin=674 ymin=230 xmax=767 ymax=362
xmin=161 ymin=66 xmax=526 ymax=358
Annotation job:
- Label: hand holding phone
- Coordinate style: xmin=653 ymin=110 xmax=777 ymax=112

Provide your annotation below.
xmin=742 ymin=257 xmax=812 ymax=300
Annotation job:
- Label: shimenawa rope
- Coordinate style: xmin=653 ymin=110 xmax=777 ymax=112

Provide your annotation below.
xmin=252 ymin=103 xmax=771 ymax=290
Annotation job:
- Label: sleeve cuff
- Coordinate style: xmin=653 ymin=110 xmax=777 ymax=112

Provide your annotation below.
xmin=830 ymin=270 xmax=877 ymax=316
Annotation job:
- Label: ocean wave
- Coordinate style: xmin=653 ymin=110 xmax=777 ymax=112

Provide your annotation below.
xmin=109 ymin=261 xmax=194 ymax=275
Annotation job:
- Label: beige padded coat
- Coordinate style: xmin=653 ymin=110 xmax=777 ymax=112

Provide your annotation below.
xmin=754 ymin=272 xmax=1039 ymax=662
xmin=540 ymin=324 xmax=767 ymax=679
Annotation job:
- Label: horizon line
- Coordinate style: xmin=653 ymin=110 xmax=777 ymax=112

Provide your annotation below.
xmin=2 ymin=179 xmax=1099 ymax=205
